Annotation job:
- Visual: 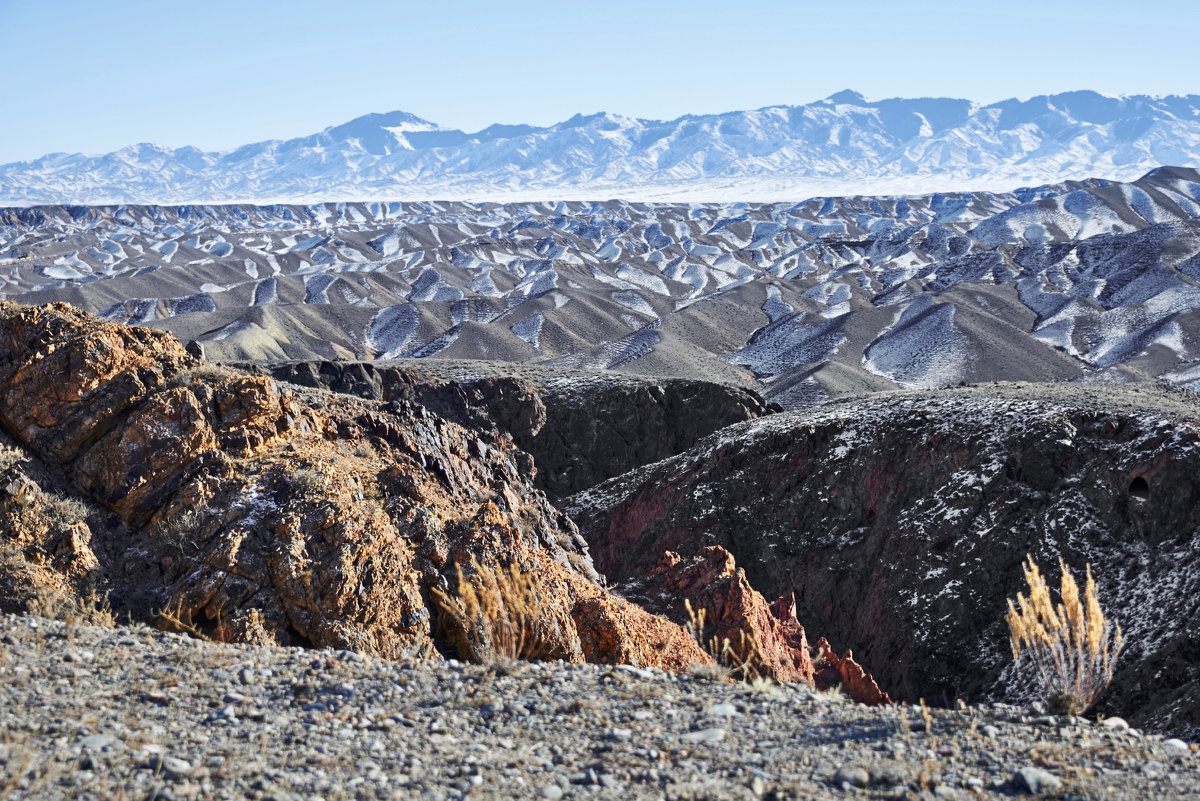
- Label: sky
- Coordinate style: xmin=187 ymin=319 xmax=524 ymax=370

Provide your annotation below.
xmin=2 ymin=0 xmax=1197 ymax=163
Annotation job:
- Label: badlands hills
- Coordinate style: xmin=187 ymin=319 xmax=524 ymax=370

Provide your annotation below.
xmin=4 ymin=121 xmax=1200 ymax=751
xmin=2 ymin=167 xmax=1200 ymax=407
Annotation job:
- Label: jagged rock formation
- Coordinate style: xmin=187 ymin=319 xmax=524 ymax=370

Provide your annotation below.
xmin=640 ymin=546 xmax=816 ymax=686
xmin=240 ymin=359 xmax=777 ymax=498
xmin=565 ymin=381 xmax=1200 ymax=735
xmin=0 ymin=301 xmax=714 ymax=670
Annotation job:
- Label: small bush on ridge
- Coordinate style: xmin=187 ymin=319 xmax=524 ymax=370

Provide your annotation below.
xmin=1005 ymin=554 xmax=1124 ymax=715
xmin=432 ymin=556 xmax=567 ymax=664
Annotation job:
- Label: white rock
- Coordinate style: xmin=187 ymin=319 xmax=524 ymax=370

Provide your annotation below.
xmin=680 ymin=727 xmax=726 ymax=743
xmin=1013 ymin=766 xmax=1062 ymax=794
xmin=706 ymin=702 xmax=740 ymax=718
xmin=833 ymin=766 xmax=870 ymax=788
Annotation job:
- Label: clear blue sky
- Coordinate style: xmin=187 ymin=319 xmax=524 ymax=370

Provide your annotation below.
xmin=2 ymin=0 xmax=1195 ymax=163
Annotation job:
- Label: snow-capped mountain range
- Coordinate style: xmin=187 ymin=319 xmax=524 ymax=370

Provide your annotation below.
xmin=4 ymin=91 xmax=1199 ymax=204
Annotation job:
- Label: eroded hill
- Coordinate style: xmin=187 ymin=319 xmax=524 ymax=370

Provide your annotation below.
xmin=0 ymin=302 xmax=885 ymax=699
xmin=566 ymin=381 xmax=1200 ymax=736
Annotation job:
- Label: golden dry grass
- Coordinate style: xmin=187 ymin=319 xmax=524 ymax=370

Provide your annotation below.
xmin=683 ymin=598 xmax=765 ymax=683
xmin=1005 ymin=554 xmax=1124 ymax=715
xmin=431 ymin=556 xmax=567 ymax=664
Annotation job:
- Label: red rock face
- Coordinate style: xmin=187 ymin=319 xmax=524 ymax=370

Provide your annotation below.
xmin=630 ymin=545 xmax=891 ymax=701
xmin=813 ymin=638 xmax=892 ymax=706
xmin=663 ymin=546 xmax=816 ymax=684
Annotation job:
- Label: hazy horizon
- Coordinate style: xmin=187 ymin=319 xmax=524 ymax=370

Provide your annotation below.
xmin=3 ymin=0 xmax=1197 ymax=163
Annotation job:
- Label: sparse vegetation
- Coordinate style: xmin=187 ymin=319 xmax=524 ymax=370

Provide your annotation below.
xmin=0 ymin=444 xmax=22 ymax=472
xmin=156 ymin=598 xmax=224 ymax=641
xmin=1005 ymin=554 xmax=1124 ymax=715
xmin=431 ymin=556 xmax=567 ymax=664
xmin=43 ymin=493 xmax=89 ymax=528
xmin=166 ymin=363 xmax=243 ymax=389
xmin=152 ymin=506 xmax=213 ymax=552
xmin=291 ymin=467 xmax=328 ymax=493
xmin=683 ymin=598 xmax=766 ymax=683
xmin=0 ymin=542 xmax=113 ymax=625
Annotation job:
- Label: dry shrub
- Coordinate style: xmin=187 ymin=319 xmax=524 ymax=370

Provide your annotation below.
xmin=684 ymin=598 xmax=764 ymax=683
xmin=432 ymin=556 xmax=569 ymax=664
xmin=167 ymin=363 xmax=240 ymax=389
xmin=155 ymin=598 xmax=235 ymax=644
xmin=1005 ymin=554 xmax=1124 ymax=715
xmin=0 ymin=444 xmax=22 ymax=472
xmin=43 ymin=493 xmax=89 ymax=528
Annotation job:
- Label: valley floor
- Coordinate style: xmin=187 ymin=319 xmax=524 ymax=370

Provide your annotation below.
xmin=1 ymin=615 xmax=1196 ymax=801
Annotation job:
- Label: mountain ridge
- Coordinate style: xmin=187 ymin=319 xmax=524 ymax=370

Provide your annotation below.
xmin=4 ymin=90 xmax=1199 ymax=205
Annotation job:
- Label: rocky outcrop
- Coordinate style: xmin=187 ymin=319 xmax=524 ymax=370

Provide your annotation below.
xmin=241 ymin=359 xmax=778 ymax=499
xmin=0 ymin=441 xmax=102 ymax=616
xmin=813 ymin=638 xmax=892 ymax=707
xmin=241 ymin=360 xmax=548 ymax=447
xmin=612 ymin=543 xmax=893 ymax=702
xmin=0 ymin=302 xmax=708 ymax=671
xmin=565 ymin=382 xmax=1200 ymax=735
xmin=645 ymin=546 xmax=816 ymax=685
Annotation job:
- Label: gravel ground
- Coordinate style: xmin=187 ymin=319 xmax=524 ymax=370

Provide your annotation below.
xmin=2 ymin=615 xmax=1198 ymax=801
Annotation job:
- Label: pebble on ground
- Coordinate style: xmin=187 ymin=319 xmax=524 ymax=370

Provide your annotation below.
xmin=0 ymin=615 xmax=1196 ymax=800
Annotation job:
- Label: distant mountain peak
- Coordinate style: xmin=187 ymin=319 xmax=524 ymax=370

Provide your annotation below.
xmin=825 ymin=89 xmax=868 ymax=105
xmin=1 ymin=91 xmax=1199 ymax=204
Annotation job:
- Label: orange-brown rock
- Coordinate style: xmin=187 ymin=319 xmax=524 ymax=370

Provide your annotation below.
xmin=0 ymin=301 xmax=709 ymax=670
xmin=558 ymin=558 xmax=711 ymax=672
xmin=642 ymin=546 xmax=815 ymax=684
xmin=0 ymin=302 xmax=194 ymax=464
xmin=0 ymin=442 xmax=101 ymax=615
xmin=813 ymin=637 xmax=893 ymax=706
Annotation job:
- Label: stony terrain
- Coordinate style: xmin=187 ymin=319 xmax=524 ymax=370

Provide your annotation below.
xmin=4 ymin=614 xmax=1199 ymax=801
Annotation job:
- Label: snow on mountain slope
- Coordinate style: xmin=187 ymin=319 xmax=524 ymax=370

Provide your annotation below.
xmin=5 ymin=168 xmax=1200 ymax=404
xmin=2 ymin=92 xmax=1199 ymax=204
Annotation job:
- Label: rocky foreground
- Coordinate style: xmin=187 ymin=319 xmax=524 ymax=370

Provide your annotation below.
xmin=3 ymin=614 xmax=1198 ymax=801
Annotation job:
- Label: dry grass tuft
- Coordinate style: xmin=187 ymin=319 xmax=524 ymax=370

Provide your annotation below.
xmin=155 ymin=599 xmax=226 ymax=642
xmin=683 ymin=598 xmax=766 ymax=683
xmin=1005 ymin=554 xmax=1124 ymax=715
xmin=167 ymin=363 xmax=242 ymax=389
xmin=431 ymin=556 xmax=566 ymax=664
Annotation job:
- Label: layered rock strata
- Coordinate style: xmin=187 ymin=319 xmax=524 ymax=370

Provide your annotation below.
xmin=240 ymin=359 xmax=777 ymax=498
